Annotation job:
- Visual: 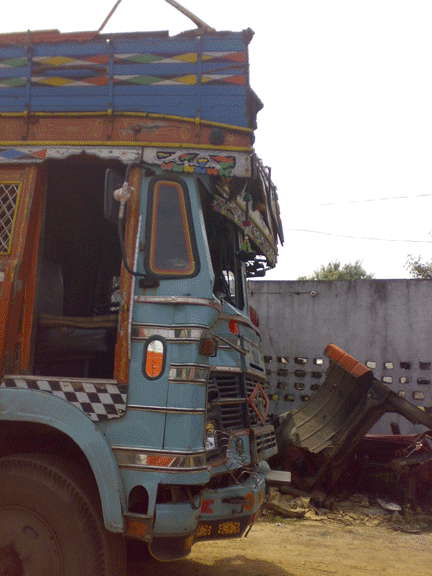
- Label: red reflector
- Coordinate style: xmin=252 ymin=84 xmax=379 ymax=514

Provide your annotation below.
xmin=199 ymin=337 xmax=217 ymax=357
xmin=144 ymin=339 xmax=165 ymax=379
xmin=147 ymin=455 xmax=174 ymax=467
xmin=244 ymin=492 xmax=255 ymax=512
xmin=201 ymin=499 xmax=214 ymax=514
xmin=249 ymin=306 xmax=259 ymax=327
xmin=126 ymin=518 xmax=149 ymax=539
xmin=228 ymin=320 xmax=239 ymax=334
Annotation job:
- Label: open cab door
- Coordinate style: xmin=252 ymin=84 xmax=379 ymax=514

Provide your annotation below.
xmin=0 ymin=165 xmax=44 ymax=378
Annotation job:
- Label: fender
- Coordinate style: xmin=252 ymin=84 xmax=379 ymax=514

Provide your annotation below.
xmin=0 ymin=387 xmax=125 ymax=532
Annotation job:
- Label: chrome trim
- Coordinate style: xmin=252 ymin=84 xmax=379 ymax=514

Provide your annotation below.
xmin=169 ymin=365 xmax=210 ymax=383
xmin=134 ymin=296 xmax=222 ymax=311
xmin=112 ymin=447 xmax=207 ymax=471
xmin=112 ymin=446 xmax=206 ymax=456
xmin=210 ymin=398 xmax=247 ymax=406
xmin=215 ymin=312 xmax=261 ymax=336
xmin=208 ymin=366 xmax=242 ymax=374
xmin=210 ymin=331 xmax=247 ymax=356
xmin=131 ymin=325 xmax=205 ymax=342
xmin=128 ymin=214 xmax=142 ymax=360
xmin=127 ymin=405 xmax=205 ymax=414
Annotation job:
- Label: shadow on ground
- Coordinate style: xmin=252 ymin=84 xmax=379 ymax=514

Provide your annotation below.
xmin=128 ymin=553 xmax=294 ymax=576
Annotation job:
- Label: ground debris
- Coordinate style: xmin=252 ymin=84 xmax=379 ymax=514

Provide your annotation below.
xmin=263 ymin=488 xmax=432 ymax=528
xmin=265 ymin=485 xmax=432 ymax=534
xmin=266 ymin=488 xmax=312 ymax=518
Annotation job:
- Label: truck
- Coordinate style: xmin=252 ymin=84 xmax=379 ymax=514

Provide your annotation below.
xmin=0 ymin=5 xmax=285 ymax=575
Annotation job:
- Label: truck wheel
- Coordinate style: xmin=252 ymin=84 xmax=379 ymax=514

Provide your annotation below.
xmin=0 ymin=454 xmax=126 ymax=576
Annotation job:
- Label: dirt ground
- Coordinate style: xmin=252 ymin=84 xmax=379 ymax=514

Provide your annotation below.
xmin=128 ymin=517 xmax=432 ymax=576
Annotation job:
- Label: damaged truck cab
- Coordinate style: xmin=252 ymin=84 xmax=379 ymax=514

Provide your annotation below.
xmin=0 ymin=24 xmax=284 ymax=573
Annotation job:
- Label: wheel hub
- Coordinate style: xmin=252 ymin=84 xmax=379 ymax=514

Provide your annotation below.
xmin=0 ymin=544 xmax=23 ymax=576
xmin=0 ymin=507 xmax=63 ymax=576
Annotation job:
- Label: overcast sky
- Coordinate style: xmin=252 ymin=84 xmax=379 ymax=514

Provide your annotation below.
xmin=3 ymin=0 xmax=432 ymax=280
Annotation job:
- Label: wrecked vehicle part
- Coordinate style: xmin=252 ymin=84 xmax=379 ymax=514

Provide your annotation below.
xmin=276 ymin=344 xmax=432 ymax=494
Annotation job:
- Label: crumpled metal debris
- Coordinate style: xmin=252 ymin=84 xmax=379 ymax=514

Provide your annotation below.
xmin=265 ymin=490 xmax=391 ymax=526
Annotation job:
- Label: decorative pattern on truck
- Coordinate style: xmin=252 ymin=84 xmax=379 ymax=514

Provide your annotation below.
xmin=0 ymin=146 xmax=141 ymax=163
xmin=212 ymin=196 xmax=277 ymax=266
xmin=0 ymin=182 xmax=20 ymax=254
xmin=0 ymin=377 xmax=127 ymax=421
xmin=143 ymin=148 xmax=251 ymax=177
xmin=0 ymin=34 xmax=255 ymax=127
xmin=0 ymin=50 xmax=246 ymax=87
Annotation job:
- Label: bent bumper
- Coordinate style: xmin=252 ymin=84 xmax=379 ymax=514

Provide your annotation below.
xmin=150 ymin=461 xmax=272 ymax=561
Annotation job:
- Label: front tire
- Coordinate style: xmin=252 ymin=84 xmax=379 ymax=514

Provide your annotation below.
xmin=0 ymin=454 xmax=126 ymax=576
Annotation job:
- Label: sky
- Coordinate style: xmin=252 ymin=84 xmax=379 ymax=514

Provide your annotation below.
xmin=2 ymin=0 xmax=432 ymax=280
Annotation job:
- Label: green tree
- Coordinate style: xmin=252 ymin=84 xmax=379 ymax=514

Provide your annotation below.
xmin=297 ymin=260 xmax=374 ymax=281
xmin=405 ymin=254 xmax=432 ymax=279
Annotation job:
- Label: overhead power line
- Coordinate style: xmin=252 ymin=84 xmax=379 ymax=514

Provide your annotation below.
xmin=284 ymin=228 xmax=432 ymax=243
xmin=319 ymin=193 xmax=432 ymax=206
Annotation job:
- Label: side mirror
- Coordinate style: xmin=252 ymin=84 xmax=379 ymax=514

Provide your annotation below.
xmin=104 ymin=169 xmax=124 ymax=223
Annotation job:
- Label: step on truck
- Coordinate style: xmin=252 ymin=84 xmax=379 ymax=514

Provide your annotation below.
xmin=0 ymin=9 xmax=285 ymax=576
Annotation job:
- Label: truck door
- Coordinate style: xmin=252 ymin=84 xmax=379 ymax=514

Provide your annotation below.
xmin=0 ymin=165 xmax=44 ymax=378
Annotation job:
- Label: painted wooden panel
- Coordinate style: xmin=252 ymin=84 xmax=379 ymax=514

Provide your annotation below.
xmin=0 ymin=30 xmax=257 ymax=128
xmin=0 ymin=165 xmax=44 ymax=377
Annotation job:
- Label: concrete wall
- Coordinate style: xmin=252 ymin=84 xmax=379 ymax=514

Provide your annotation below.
xmin=248 ymin=279 xmax=432 ymax=434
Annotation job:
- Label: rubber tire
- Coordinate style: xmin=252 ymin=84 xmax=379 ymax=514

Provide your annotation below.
xmin=0 ymin=453 xmax=126 ymax=576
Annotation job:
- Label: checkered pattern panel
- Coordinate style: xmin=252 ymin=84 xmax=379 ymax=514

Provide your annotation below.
xmin=1 ymin=377 xmax=127 ymax=422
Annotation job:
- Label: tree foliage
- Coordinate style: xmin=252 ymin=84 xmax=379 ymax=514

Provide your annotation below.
xmin=297 ymin=260 xmax=374 ymax=281
xmin=405 ymin=254 xmax=432 ymax=279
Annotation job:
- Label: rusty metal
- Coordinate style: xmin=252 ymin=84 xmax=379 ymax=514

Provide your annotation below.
xmin=276 ymin=344 xmax=432 ymax=493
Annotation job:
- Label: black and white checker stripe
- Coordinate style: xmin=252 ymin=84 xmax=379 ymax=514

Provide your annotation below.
xmin=1 ymin=377 xmax=127 ymax=422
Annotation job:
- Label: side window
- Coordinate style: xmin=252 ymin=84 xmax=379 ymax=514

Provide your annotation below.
xmin=0 ymin=182 xmax=20 ymax=255
xmin=145 ymin=177 xmax=199 ymax=278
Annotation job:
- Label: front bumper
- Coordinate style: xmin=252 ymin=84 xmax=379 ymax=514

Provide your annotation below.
xmin=149 ymin=461 xmax=270 ymax=561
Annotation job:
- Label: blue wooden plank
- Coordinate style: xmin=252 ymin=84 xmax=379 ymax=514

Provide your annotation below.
xmin=201 ymin=86 xmax=247 ymax=96
xmin=113 ymin=63 xmax=198 ymax=75
xmin=112 ymin=94 xmax=196 ymax=111
xmin=25 ymin=97 xmax=110 ymax=112
xmin=200 ymin=34 xmax=248 ymax=51
xmin=111 ymin=62 xmax=247 ymax=77
xmin=29 ymin=86 xmax=109 ymax=98
xmin=112 ymin=85 xmax=197 ymax=96
xmin=0 ymin=87 xmax=26 ymax=96
xmin=0 ymin=68 xmax=27 ymax=79
xmin=3 ymin=84 xmax=246 ymax=98
xmin=0 ymin=47 xmax=27 ymax=59
xmin=112 ymin=38 xmax=200 ymax=54
xmin=0 ymin=95 xmax=26 ymax=107
xmin=32 ymin=42 xmax=109 ymax=58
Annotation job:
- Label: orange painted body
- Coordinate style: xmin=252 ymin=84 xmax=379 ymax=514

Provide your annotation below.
xmin=0 ymin=166 xmax=44 ymax=378
xmin=0 ymin=113 xmax=252 ymax=150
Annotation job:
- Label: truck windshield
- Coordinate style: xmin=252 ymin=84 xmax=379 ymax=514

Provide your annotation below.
xmin=145 ymin=176 xmax=199 ymax=278
xmin=205 ymin=210 xmax=244 ymax=310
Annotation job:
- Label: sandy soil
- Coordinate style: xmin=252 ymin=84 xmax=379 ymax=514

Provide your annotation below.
xmin=128 ymin=518 xmax=432 ymax=576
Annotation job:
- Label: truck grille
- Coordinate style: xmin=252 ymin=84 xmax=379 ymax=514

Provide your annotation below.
xmin=206 ymin=371 xmax=278 ymax=463
xmin=251 ymin=426 xmax=278 ymax=462
xmin=207 ymin=373 xmax=244 ymax=431
xmin=208 ymin=372 xmax=273 ymax=430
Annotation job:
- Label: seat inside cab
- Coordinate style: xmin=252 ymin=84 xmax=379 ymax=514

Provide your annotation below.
xmin=32 ymin=157 xmax=124 ymax=379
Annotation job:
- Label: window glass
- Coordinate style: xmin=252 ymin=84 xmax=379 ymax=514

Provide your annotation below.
xmin=203 ymin=209 xmax=244 ymax=310
xmin=147 ymin=178 xmax=198 ymax=278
